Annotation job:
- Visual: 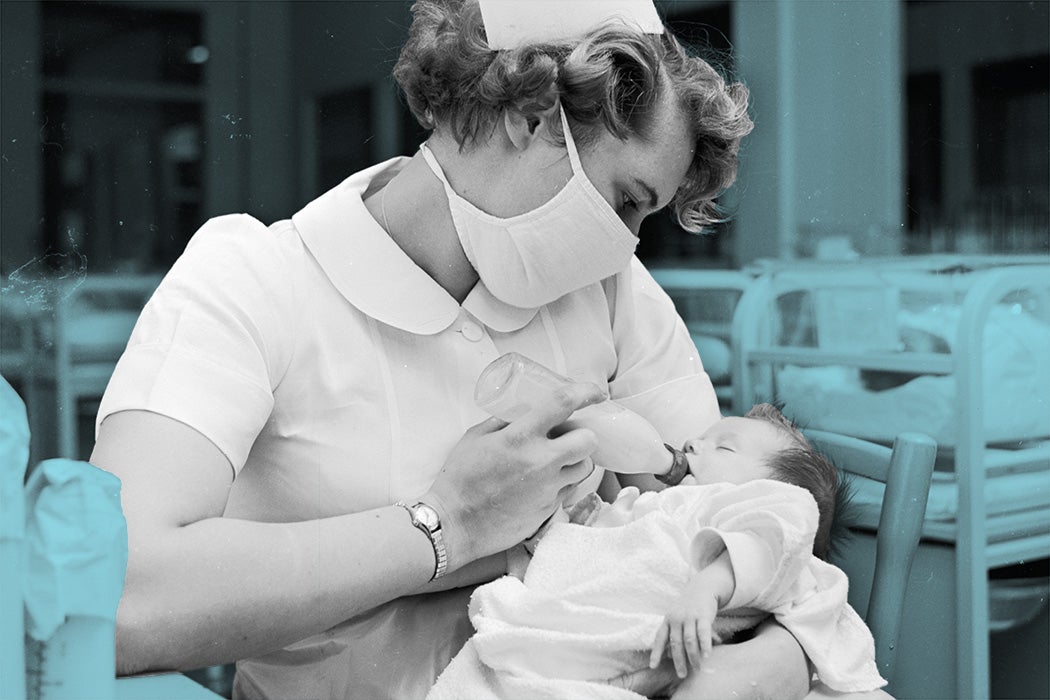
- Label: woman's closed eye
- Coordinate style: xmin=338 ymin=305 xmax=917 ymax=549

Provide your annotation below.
xmin=621 ymin=192 xmax=639 ymax=211
xmin=716 ymin=444 xmax=735 ymax=452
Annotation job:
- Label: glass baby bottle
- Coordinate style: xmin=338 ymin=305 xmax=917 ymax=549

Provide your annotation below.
xmin=474 ymin=352 xmax=679 ymax=477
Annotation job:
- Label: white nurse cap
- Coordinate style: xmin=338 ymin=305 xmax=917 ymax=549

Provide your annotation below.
xmin=478 ymin=0 xmax=663 ymax=50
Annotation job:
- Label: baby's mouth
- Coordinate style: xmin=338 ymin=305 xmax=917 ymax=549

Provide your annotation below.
xmin=683 ymin=451 xmax=703 ymax=477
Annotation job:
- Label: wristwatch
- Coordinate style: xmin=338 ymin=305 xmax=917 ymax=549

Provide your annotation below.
xmin=395 ymin=501 xmax=448 ymax=580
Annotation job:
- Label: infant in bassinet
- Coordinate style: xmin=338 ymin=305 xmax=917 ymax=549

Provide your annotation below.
xmin=427 ymin=405 xmax=885 ymax=700
xmin=777 ymin=297 xmax=1050 ymax=448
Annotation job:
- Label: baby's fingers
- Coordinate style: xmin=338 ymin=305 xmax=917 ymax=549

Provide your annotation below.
xmin=684 ymin=622 xmax=703 ymax=670
xmin=649 ymin=621 xmax=669 ymax=669
xmin=697 ymin=615 xmax=714 ymax=660
xmin=670 ymin=623 xmax=688 ymax=678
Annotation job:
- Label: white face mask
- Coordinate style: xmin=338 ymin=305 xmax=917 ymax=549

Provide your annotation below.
xmin=420 ymin=107 xmax=639 ymax=308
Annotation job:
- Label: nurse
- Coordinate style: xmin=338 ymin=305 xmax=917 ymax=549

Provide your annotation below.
xmin=90 ymin=1 xmax=805 ymax=698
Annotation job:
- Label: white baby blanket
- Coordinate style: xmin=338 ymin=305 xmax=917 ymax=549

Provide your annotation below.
xmin=427 ymin=483 xmax=886 ymax=699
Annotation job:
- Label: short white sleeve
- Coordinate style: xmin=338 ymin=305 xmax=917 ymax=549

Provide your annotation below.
xmin=97 ymin=214 xmax=298 ymax=472
xmin=604 ymin=257 xmax=722 ymax=447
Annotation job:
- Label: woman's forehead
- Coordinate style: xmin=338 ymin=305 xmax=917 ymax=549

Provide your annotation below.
xmin=601 ymin=95 xmax=693 ymax=204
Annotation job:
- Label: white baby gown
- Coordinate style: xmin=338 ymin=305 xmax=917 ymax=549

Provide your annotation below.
xmin=427 ymin=481 xmax=886 ymax=700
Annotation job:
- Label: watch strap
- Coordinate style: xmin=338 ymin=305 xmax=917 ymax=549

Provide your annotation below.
xmin=395 ymin=501 xmax=448 ymax=580
xmin=655 ymin=444 xmax=690 ymax=486
xmin=426 ymin=510 xmax=448 ymax=580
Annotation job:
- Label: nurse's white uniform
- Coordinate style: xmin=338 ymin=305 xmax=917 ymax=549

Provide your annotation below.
xmin=97 ymin=157 xmax=721 ymax=699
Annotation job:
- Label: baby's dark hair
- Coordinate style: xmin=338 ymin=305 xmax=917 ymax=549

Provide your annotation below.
xmin=744 ymin=403 xmax=853 ymax=561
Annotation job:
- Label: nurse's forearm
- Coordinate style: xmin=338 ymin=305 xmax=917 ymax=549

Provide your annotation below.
xmin=418 ymin=551 xmax=508 ymax=593
xmin=117 ymin=506 xmax=438 ymax=674
xmin=669 ymin=619 xmax=810 ymax=700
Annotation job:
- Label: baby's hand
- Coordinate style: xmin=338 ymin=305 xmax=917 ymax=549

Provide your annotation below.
xmin=565 ymin=491 xmax=602 ymax=526
xmin=649 ymin=591 xmax=720 ymax=679
xmin=522 ymin=508 xmax=568 ymax=555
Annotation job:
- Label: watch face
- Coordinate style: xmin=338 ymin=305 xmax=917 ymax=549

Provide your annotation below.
xmin=414 ymin=503 xmax=440 ymax=531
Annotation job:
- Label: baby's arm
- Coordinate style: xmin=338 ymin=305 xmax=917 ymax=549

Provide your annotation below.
xmin=646 ymin=481 xmax=822 ymax=684
xmin=688 ymin=481 xmax=820 ymax=612
xmin=650 ymin=550 xmax=735 ymax=678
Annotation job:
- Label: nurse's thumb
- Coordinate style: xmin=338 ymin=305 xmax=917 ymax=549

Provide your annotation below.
xmin=470 ymin=415 xmax=509 ymax=433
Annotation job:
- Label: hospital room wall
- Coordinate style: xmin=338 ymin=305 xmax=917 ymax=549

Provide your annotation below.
xmin=0 ymin=1 xmax=42 ymax=275
xmin=187 ymin=0 xmax=1048 ymax=263
xmin=0 ymin=1 xmax=300 ymax=275
xmin=5 ymin=1 xmax=1042 ymax=276
xmin=280 ymin=0 xmax=909 ymax=265
xmin=288 ymin=1 xmax=416 ymax=206
xmin=728 ymin=0 xmax=904 ymax=265
xmin=906 ymin=0 xmax=1050 ymax=233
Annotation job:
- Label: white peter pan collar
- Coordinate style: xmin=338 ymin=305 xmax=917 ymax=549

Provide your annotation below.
xmin=291 ymin=158 xmax=540 ymax=336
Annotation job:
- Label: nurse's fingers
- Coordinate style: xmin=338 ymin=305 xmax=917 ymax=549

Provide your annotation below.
xmin=516 ymin=382 xmax=606 ymax=436
xmin=549 ymin=432 xmax=599 ymax=485
xmin=465 ymin=415 xmax=510 ymax=434
xmin=556 ymin=459 xmax=596 ymax=499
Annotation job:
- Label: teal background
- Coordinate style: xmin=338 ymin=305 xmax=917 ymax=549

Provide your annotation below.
xmin=1 ymin=2 xmax=1047 ymax=698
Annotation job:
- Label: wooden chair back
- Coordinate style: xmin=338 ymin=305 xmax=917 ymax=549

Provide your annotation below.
xmin=804 ymin=429 xmax=937 ymax=682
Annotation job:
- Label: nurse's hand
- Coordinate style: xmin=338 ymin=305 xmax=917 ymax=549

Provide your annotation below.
xmin=423 ymin=380 xmax=605 ymax=570
xmin=669 ymin=620 xmax=810 ymax=700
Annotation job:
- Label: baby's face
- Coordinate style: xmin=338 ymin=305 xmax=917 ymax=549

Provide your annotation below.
xmin=683 ymin=417 xmax=792 ymax=485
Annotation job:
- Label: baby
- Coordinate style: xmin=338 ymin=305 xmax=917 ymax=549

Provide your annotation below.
xmin=649 ymin=402 xmax=844 ymax=678
xmin=427 ymin=404 xmax=883 ymax=700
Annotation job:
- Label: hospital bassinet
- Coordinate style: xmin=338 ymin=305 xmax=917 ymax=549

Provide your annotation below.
xmin=1 ymin=274 xmax=161 ymax=462
xmin=730 ymin=254 xmax=1050 ymax=699
xmin=648 ymin=268 xmax=757 ymax=412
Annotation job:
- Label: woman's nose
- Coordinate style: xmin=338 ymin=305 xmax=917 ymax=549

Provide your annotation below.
xmin=683 ymin=438 xmax=702 ymax=454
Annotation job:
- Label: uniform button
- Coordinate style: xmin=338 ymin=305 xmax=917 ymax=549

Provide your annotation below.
xmin=461 ymin=321 xmax=484 ymax=342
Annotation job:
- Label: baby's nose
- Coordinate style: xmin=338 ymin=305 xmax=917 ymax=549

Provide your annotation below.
xmin=683 ymin=438 xmax=702 ymax=454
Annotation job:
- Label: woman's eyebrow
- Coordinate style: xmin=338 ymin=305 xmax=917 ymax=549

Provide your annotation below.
xmin=632 ymin=177 xmax=659 ymax=208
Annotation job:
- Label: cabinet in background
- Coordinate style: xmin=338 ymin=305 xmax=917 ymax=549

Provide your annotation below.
xmin=2 ymin=0 xmax=250 ymax=277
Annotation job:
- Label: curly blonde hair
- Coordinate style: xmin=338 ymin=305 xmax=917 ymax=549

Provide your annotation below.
xmin=393 ymin=0 xmax=753 ymax=232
